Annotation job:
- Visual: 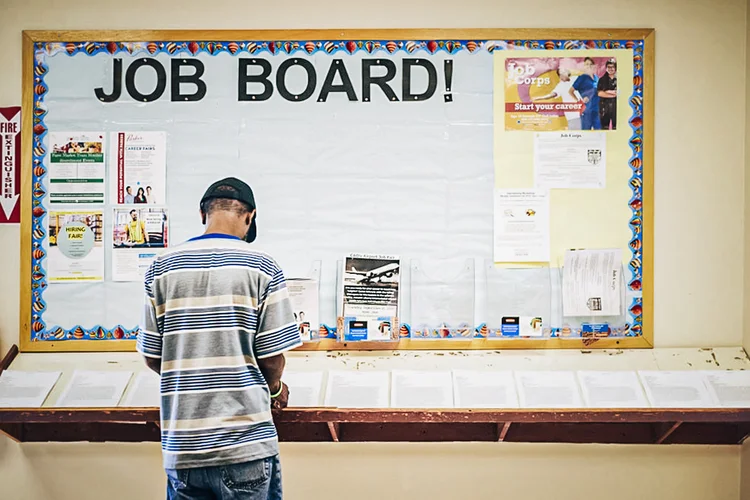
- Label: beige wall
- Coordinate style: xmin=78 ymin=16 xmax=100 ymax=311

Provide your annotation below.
xmin=2 ymin=0 xmax=749 ymax=499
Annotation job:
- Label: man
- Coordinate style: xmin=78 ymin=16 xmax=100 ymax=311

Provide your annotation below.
xmin=124 ymin=186 xmax=135 ymax=204
xmin=569 ymin=57 xmax=601 ymax=130
xmin=137 ymin=176 xmax=302 ymax=500
xmin=126 ymin=209 xmax=149 ymax=245
xmin=146 ymin=185 xmax=157 ymax=204
xmin=597 ymin=58 xmax=618 ymax=130
xmin=531 ymin=68 xmax=581 ymax=130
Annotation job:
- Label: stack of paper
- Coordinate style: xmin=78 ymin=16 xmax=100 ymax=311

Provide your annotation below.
xmin=514 ymin=371 xmax=584 ymax=408
xmin=701 ymin=371 xmax=750 ymax=408
xmin=577 ymin=371 xmax=649 ymax=408
xmin=390 ymin=370 xmax=454 ymax=408
xmin=120 ymin=371 xmax=161 ymax=407
xmin=637 ymin=371 xmax=717 ymax=408
xmin=283 ymin=371 xmax=325 ymax=407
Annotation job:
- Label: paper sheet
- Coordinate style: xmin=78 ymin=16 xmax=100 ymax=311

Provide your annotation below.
xmin=47 ymin=210 xmax=105 ymax=283
xmin=390 ymin=370 xmax=454 ymax=408
xmin=701 ymin=371 xmax=750 ymax=408
xmin=110 ymin=131 xmax=167 ymax=205
xmin=493 ymin=189 xmax=550 ymax=263
xmin=120 ymin=371 xmax=160 ymax=407
xmin=55 ymin=370 xmax=133 ymax=408
xmin=283 ymin=371 xmax=324 ymax=407
xmin=562 ymin=249 xmax=622 ymax=317
xmin=452 ymin=370 xmax=519 ymax=408
xmin=0 ymin=371 xmax=61 ymax=408
xmin=48 ymin=131 xmax=106 ymax=204
xmin=577 ymin=371 xmax=649 ymax=408
xmin=111 ymin=207 xmax=169 ymax=281
xmin=324 ymin=371 xmax=390 ymax=408
xmin=533 ymin=132 xmax=607 ymax=189
xmin=515 ymin=371 xmax=584 ymax=408
xmin=637 ymin=371 xmax=717 ymax=408
xmin=287 ymin=279 xmax=320 ymax=342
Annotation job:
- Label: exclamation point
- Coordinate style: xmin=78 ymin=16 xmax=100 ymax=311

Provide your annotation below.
xmin=444 ymin=60 xmax=453 ymax=102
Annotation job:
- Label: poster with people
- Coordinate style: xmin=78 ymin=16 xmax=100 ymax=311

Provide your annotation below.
xmin=47 ymin=210 xmax=104 ymax=282
xmin=287 ymin=278 xmax=320 ymax=342
xmin=109 ymin=131 xmax=167 ymax=206
xmin=504 ymin=56 xmax=618 ymax=132
xmin=111 ymin=207 xmax=169 ymax=281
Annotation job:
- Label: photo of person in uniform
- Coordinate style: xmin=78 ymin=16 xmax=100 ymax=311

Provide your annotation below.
xmin=569 ymin=57 xmax=601 ymax=130
xmin=597 ymin=58 xmax=618 ymax=130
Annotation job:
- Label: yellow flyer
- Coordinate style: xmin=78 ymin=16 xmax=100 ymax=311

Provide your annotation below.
xmin=47 ymin=210 xmax=104 ymax=282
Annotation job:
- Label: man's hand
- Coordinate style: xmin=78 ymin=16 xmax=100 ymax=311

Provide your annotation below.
xmin=271 ymin=381 xmax=290 ymax=410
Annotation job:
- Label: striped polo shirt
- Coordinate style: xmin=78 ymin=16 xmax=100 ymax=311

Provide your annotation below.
xmin=136 ymin=233 xmax=303 ymax=470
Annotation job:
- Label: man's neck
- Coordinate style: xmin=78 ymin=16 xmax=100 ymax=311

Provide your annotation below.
xmin=204 ymin=221 xmax=244 ymax=240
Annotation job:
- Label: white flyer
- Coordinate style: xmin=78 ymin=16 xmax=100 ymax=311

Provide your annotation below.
xmin=701 ymin=371 xmax=750 ymax=408
xmin=48 ymin=132 xmax=106 ymax=204
xmin=324 ymin=370 xmax=390 ymax=408
xmin=120 ymin=371 xmax=161 ymax=407
xmin=112 ymin=207 xmax=169 ymax=281
xmin=55 ymin=370 xmax=133 ymax=408
xmin=287 ymin=278 xmax=319 ymax=342
xmin=283 ymin=371 xmax=325 ymax=407
xmin=562 ymin=249 xmax=622 ymax=317
xmin=514 ymin=371 xmax=584 ymax=408
xmin=0 ymin=371 xmax=61 ymax=408
xmin=340 ymin=254 xmax=401 ymax=342
xmin=110 ymin=131 xmax=167 ymax=205
xmin=47 ymin=210 xmax=105 ymax=282
xmin=493 ymin=189 xmax=550 ymax=263
xmin=637 ymin=371 xmax=717 ymax=408
xmin=577 ymin=371 xmax=650 ymax=408
xmin=390 ymin=370 xmax=454 ymax=408
xmin=452 ymin=370 xmax=519 ymax=408
xmin=533 ymin=131 xmax=607 ymax=189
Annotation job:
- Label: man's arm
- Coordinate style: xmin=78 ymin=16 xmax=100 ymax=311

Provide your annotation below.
xmin=254 ymin=264 xmax=304 ymax=408
xmin=136 ymin=264 xmax=162 ymax=374
xmin=142 ymin=221 xmax=150 ymax=243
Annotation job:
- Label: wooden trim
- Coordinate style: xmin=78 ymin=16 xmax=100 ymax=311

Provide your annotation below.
xmin=0 ymin=344 xmax=19 ymax=373
xmin=19 ymin=33 xmax=34 ymax=353
xmin=1 ymin=407 xmax=748 ymax=425
xmin=655 ymin=421 xmax=682 ymax=444
xmin=294 ymin=335 xmax=653 ymax=351
xmin=20 ymin=340 xmax=137 ymax=353
xmin=0 ymin=424 xmax=23 ymax=443
xmin=21 ymin=29 xmax=655 ymax=43
xmin=327 ymin=422 xmax=341 ymax=442
xmin=641 ymin=30 xmax=656 ymax=347
xmin=497 ymin=421 xmax=512 ymax=441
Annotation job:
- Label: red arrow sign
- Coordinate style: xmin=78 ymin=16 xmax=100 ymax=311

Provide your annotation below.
xmin=0 ymin=107 xmax=21 ymax=224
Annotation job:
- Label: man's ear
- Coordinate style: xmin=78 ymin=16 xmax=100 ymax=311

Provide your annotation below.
xmin=200 ymin=209 xmax=206 ymax=225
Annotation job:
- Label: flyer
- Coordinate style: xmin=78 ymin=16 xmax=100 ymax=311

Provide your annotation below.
xmin=112 ymin=207 xmax=169 ymax=281
xmin=562 ymin=249 xmax=622 ymax=317
xmin=340 ymin=254 xmax=400 ymax=342
xmin=504 ymin=56 xmax=618 ymax=132
xmin=287 ymin=278 xmax=319 ymax=342
xmin=48 ymin=210 xmax=104 ymax=282
xmin=110 ymin=131 xmax=167 ymax=205
xmin=493 ymin=189 xmax=550 ymax=263
xmin=534 ymin=132 xmax=607 ymax=189
xmin=48 ymin=132 xmax=105 ymax=204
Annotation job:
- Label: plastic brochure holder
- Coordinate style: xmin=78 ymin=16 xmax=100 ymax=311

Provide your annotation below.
xmin=557 ymin=260 xmax=628 ymax=339
xmin=409 ymin=258 xmax=475 ymax=339
xmin=484 ymin=261 xmax=553 ymax=339
xmin=335 ymin=259 xmax=400 ymax=343
xmin=287 ymin=260 xmax=323 ymax=343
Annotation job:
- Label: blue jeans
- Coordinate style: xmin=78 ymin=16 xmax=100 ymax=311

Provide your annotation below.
xmin=166 ymin=455 xmax=282 ymax=500
xmin=581 ymin=109 xmax=602 ymax=130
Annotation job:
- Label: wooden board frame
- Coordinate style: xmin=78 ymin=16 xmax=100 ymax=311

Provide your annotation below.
xmin=19 ymin=28 xmax=655 ymax=352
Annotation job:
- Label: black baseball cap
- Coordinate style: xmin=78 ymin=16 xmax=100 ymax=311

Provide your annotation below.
xmin=200 ymin=177 xmax=258 ymax=243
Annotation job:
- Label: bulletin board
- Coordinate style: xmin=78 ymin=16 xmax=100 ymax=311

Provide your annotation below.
xmin=19 ymin=29 xmax=654 ymax=352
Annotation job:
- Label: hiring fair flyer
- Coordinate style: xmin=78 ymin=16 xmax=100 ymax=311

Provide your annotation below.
xmin=47 ymin=210 xmax=104 ymax=282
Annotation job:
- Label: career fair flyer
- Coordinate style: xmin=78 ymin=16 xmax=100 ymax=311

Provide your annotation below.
xmin=287 ymin=278 xmax=320 ymax=342
xmin=504 ymin=56 xmax=618 ymax=132
xmin=111 ymin=207 xmax=169 ymax=281
xmin=47 ymin=210 xmax=104 ymax=282
xmin=340 ymin=254 xmax=401 ymax=342
xmin=109 ymin=131 xmax=167 ymax=205
xmin=48 ymin=132 xmax=106 ymax=204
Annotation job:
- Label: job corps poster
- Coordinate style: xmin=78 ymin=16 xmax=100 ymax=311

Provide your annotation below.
xmin=504 ymin=56 xmax=618 ymax=132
